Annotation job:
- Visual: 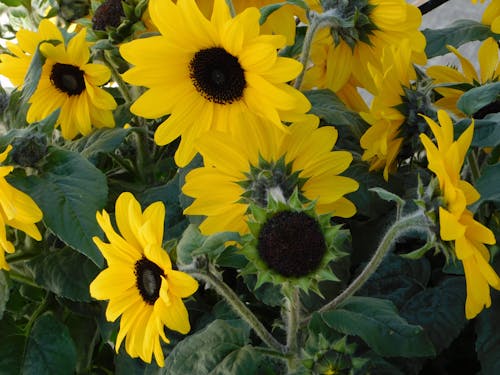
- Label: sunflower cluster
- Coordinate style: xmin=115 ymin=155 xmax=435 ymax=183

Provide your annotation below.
xmin=0 ymin=0 xmax=499 ymax=372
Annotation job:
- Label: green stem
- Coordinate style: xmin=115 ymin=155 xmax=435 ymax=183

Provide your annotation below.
xmin=284 ymin=285 xmax=301 ymax=373
xmin=99 ymin=50 xmax=133 ymax=104
xmin=225 ymin=0 xmax=236 ymax=17
xmin=190 ymin=269 xmax=285 ymax=353
xmin=8 ymin=270 xmax=41 ymax=289
xmin=294 ymin=11 xmax=338 ymax=90
xmin=253 ymin=346 xmax=290 ymax=360
xmin=467 ymin=150 xmax=481 ymax=184
xmin=24 ymin=291 xmax=50 ymax=335
xmin=302 ymin=211 xmax=430 ymax=324
xmin=5 ymin=252 xmax=36 ymax=265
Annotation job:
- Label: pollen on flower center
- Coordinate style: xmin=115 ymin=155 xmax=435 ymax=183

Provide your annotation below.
xmin=50 ymin=63 xmax=86 ymax=96
xmin=257 ymin=211 xmax=326 ymax=277
xmin=189 ymin=47 xmax=246 ymax=104
xmin=134 ymin=257 xmax=164 ymax=304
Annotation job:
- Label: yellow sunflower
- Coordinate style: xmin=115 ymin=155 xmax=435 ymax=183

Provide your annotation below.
xmin=303 ymin=0 xmax=426 ymax=95
xmin=89 ymin=192 xmax=198 ymax=366
xmin=182 ymin=115 xmax=359 ymax=235
xmin=0 ymin=145 xmax=43 ymax=271
xmin=427 ymin=37 xmax=500 ymax=116
xmin=480 ymin=0 xmax=500 ymax=33
xmin=420 ymin=110 xmax=500 ymax=319
xmin=120 ymin=0 xmax=311 ymax=167
xmin=359 ymin=41 xmax=416 ymax=180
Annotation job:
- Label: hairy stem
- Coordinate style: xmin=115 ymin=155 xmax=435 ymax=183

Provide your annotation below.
xmin=190 ymin=269 xmax=286 ymax=353
xmin=302 ymin=211 xmax=430 ymax=324
xmin=284 ymin=285 xmax=301 ymax=372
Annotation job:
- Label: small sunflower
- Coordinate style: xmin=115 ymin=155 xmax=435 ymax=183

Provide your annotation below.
xmin=240 ymin=193 xmax=345 ymax=292
xmin=420 ymin=110 xmax=500 ymax=319
xmin=0 ymin=145 xmax=43 ymax=271
xmin=303 ymin=0 xmax=426 ymax=95
xmin=182 ymin=115 xmax=359 ymax=235
xmin=89 ymin=192 xmax=198 ymax=366
xmin=120 ymin=0 xmax=311 ymax=167
xmin=0 ymin=20 xmax=117 ymax=140
xmin=427 ymin=37 xmax=500 ymax=117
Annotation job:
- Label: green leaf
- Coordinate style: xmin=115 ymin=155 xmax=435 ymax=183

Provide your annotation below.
xmin=320 ymin=296 xmax=435 ymax=357
xmin=471 ymin=162 xmax=500 ymax=209
xmin=177 ymin=224 xmax=240 ymax=265
xmin=115 ymin=349 xmax=161 ymax=374
xmin=259 ymin=0 xmax=308 ymax=25
xmin=11 ymin=147 xmax=107 ymax=267
xmin=0 ymin=315 xmax=25 ymax=375
xmin=0 ymin=0 xmax=23 ymax=6
xmin=22 ymin=313 xmax=77 ymax=375
xmin=66 ymin=127 xmax=132 ymax=164
xmin=455 ymin=115 xmax=500 ymax=148
xmin=26 ymin=247 xmax=100 ymax=302
xmin=400 ymin=277 xmax=466 ymax=354
xmin=423 ymin=20 xmax=495 ymax=58
xmin=0 ymin=271 xmax=8 ymax=319
xmin=358 ymin=254 xmax=430 ymax=309
xmin=163 ymin=319 xmax=254 ymax=375
xmin=369 ymin=187 xmax=405 ymax=207
xmin=475 ymin=255 xmax=500 ymax=375
xmin=456 ymin=82 xmax=500 ymax=116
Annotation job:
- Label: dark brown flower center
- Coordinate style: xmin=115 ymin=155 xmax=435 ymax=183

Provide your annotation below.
xmin=50 ymin=63 xmax=86 ymax=96
xmin=257 ymin=211 xmax=326 ymax=278
xmin=189 ymin=47 xmax=246 ymax=104
xmin=134 ymin=257 xmax=164 ymax=305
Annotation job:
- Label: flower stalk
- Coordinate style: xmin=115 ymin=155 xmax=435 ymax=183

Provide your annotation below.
xmin=303 ymin=211 xmax=431 ymax=324
xmin=284 ymin=284 xmax=301 ymax=372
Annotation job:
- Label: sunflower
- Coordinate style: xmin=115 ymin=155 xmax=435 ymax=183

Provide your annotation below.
xmin=119 ymin=0 xmax=311 ymax=167
xmin=89 ymin=192 xmax=198 ymax=366
xmin=0 ymin=19 xmax=117 ymax=140
xmin=480 ymin=0 xmax=500 ymax=33
xmin=0 ymin=145 xmax=43 ymax=271
xmin=359 ymin=41 xmax=417 ymax=180
xmin=303 ymin=0 xmax=426 ymax=95
xmin=420 ymin=110 xmax=500 ymax=319
xmin=182 ymin=114 xmax=359 ymax=235
xmin=427 ymin=37 xmax=500 ymax=117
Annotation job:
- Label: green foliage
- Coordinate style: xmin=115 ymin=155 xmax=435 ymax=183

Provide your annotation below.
xmin=455 ymin=115 xmax=500 ymax=148
xmin=162 ymin=319 xmax=258 ymax=375
xmin=259 ymin=0 xmax=309 ymax=25
xmin=423 ymin=19 xmax=495 ymax=58
xmin=319 ymin=296 xmax=436 ymax=357
xmin=472 ymin=163 xmax=500 ymax=209
xmin=0 ymin=271 xmax=8 ymax=319
xmin=22 ymin=313 xmax=77 ymax=375
xmin=11 ymin=147 xmax=108 ymax=267
xmin=457 ymin=82 xmax=500 ymax=116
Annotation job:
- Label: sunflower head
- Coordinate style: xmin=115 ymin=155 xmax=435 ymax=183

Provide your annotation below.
xmin=240 ymin=190 xmax=346 ymax=294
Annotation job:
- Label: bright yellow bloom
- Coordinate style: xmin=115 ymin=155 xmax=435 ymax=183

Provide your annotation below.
xmin=360 ymin=41 xmax=416 ymax=180
xmin=89 ymin=192 xmax=198 ymax=366
xmin=427 ymin=37 xmax=500 ymax=116
xmin=420 ymin=110 xmax=500 ymax=319
xmin=304 ymin=0 xmax=426 ymax=95
xmin=0 ymin=146 xmax=43 ymax=271
xmin=0 ymin=20 xmax=117 ymax=140
xmin=481 ymin=0 xmax=500 ymax=33
xmin=182 ymin=115 xmax=359 ymax=235
xmin=120 ymin=0 xmax=310 ymax=167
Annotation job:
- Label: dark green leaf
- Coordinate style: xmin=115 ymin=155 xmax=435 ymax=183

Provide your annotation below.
xmin=176 ymin=224 xmax=205 ymax=265
xmin=475 ymin=256 xmax=500 ymax=375
xmin=423 ymin=20 xmax=495 ymax=58
xmin=400 ymin=277 xmax=466 ymax=354
xmin=26 ymin=247 xmax=100 ymax=301
xmin=259 ymin=0 xmax=308 ymax=25
xmin=0 ymin=271 xmax=8 ymax=319
xmin=115 ymin=349 xmax=161 ymax=374
xmin=457 ymin=82 xmax=500 ymax=116
xmin=455 ymin=115 xmax=500 ymax=148
xmin=471 ymin=163 xmax=500 ymax=209
xmin=11 ymin=147 xmax=107 ymax=267
xmin=163 ymin=319 xmax=253 ymax=375
xmin=321 ymin=296 xmax=435 ymax=357
xmin=358 ymin=254 xmax=430 ymax=309
xmin=0 ymin=317 xmax=25 ymax=375
xmin=66 ymin=127 xmax=132 ymax=164
xmin=22 ymin=313 xmax=77 ymax=375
